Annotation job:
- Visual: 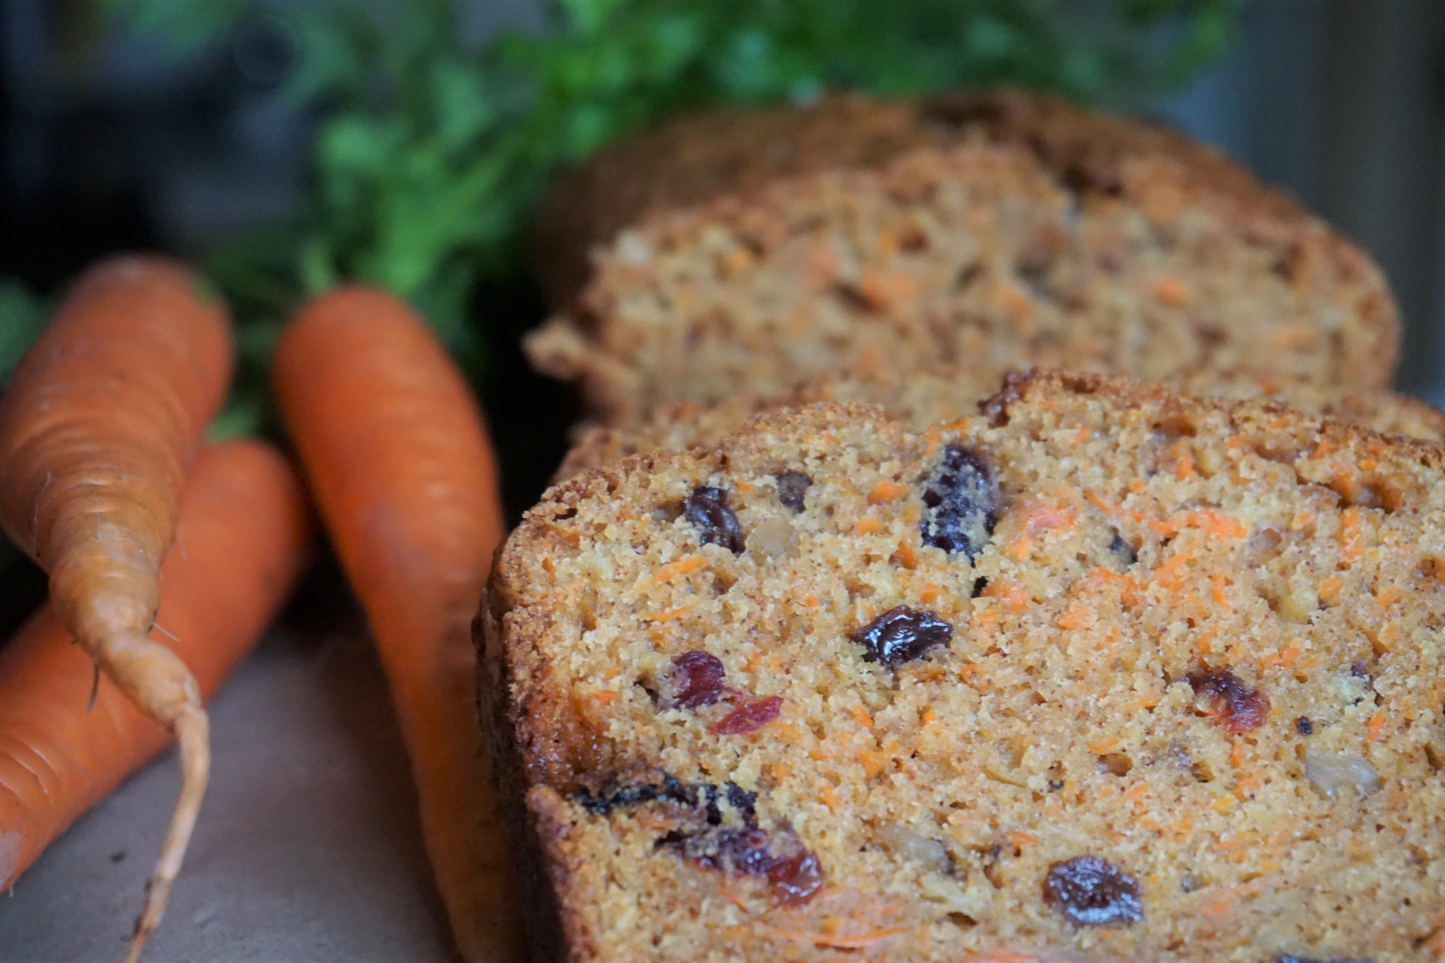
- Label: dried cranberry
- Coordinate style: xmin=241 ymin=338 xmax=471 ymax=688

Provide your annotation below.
xmin=685 ymin=486 xmax=746 ymax=553
xmin=920 ymin=444 xmax=998 ymax=561
xmin=710 ymin=695 xmax=783 ymax=735
xmin=668 ymin=651 xmax=727 ymax=708
xmin=703 ymin=783 xmax=758 ymax=826
xmin=775 ymin=471 xmax=812 ymax=513
xmin=1187 ymin=666 xmax=1270 ymax=733
xmin=766 ymin=848 xmax=825 ymax=905
xmin=662 ymin=825 xmax=824 ymax=905
xmin=1042 ymin=855 xmax=1142 ymax=926
xmin=850 ymin=605 xmax=954 ymax=667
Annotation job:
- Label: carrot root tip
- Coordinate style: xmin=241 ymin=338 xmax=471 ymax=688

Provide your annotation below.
xmin=122 ymin=705 xmax=210 ymax=963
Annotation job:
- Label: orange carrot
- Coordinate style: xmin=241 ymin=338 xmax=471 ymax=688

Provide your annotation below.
xmin=0 ymin=255 xmax=233 ymax=959
xmin=272 ymin=285 xmax=522 ymax=962
xmin=0 ymin=440 xmax=309 ymax=945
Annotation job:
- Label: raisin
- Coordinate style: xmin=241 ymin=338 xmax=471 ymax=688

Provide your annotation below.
xmin=661 ymin=824 xmax=824 ymax=905
xmin=1109 ymin=530 xmax=1137 ymax=566
xmin=710 ymin=694 xmax=783 ymax=735
xmin=1042 ymin=855 xmax=1143 ymax=926
xmin=703 ymin=783 xmax=758 ymax=826
xmin=850 ymin=605 xmax=954 ymax=667
xmin=574 ymin=771 xmax=696 ymax=816
xmin=919 ymin=444 xmax=998 ymax=561
xmin=668 ymin=651 xmax=727 ymax=708
xmin=685 ymin=486 xmax=745 ymax=553
xmin=1295 ymin=716 xmax=1314 ymax=736
xmin=1187 ymin=666 xmax=1270 ymax=733
xmin=775 ymin=471 xmax=812 ymax=513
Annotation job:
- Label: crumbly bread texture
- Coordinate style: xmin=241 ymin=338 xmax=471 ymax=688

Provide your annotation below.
xmin=525 ymin=90 xmax=1398 ymax=425
xmin=554 ymin=364 xmax=1445 ymax=481
xmin=482 ymin=372 xmax=1445 ymax=962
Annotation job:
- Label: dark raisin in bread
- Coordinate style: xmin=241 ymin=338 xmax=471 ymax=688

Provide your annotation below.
xmin=481 ymin=373 xmax=1445 ymax=961
xmin=526 ymin=90 xmax=1399 ymax=426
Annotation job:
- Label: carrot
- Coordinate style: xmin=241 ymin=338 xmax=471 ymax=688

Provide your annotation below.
xmin=0 ymin=255 xmax=233 ymax=959
xmin=271 ymin=285 xmax=522 ymax=962
xmin=0 ymin=440 xmax=309 ymax=947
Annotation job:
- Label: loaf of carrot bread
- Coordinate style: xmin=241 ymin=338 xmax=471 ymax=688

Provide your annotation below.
xmin=481 ymin=372 xmax=1445 ymax=962
xmin=525 ymin=90 xmax=1399 ymax=425
xmin=554 ymin=364 xmax=1445 ymax=481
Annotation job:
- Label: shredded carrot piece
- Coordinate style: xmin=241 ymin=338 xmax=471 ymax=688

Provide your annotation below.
xmin=714 ymin=886 xmax=749 ymax=912
xmin=1232 ymin=773 xmax=1259 ymax=802
xmin=1004 ymin=831 xmax=1038 ymax=849
xmin=918 ymin=583 xmax=941 ymax=605
xmin=1338 ymin=507 xmax=1364 ymax=563
xmin=958 ymin=663 xmax=988 ymax=691
xmin=744 ymin=651 xmax=763 ymax=673
xmin=1173 ymin=452 xmax=1195 ymax=481
xmin=1056 ymin=602 xmax=1091 ymax=631
xmin=805 ymin=243 xmax=840 ymax=289
xmin=1209 ymin=572 xmax=1232 ymax=608
xmin=817 ymin=784 xmax=839 ymax=812
xmin=1210 ymin=795 xmax=1237 ymax=815
xmin=642 ymin=599 xmax=697 ymax=622
xmin=652 ymin=554 xmax=705 ymax=584
xmin=1003 ymin=497 xmax=1078 ymax=561
xmin=876 ymin=227 xmax=899 ymax=259
xmin=1271 ymin=641 xmax=1301 ymax=669
xmin=857 ymin=270 xmax=889 ymax=308
xmin=857 ymin=747 xmax=888 ymax=779
xmin=1088 ymin=736 xmax=1119 ymax=754
xmin=855 ymin=343 xmax=883 ymax=374
xmin=868 ymin=480 xmax=909 ymax=505
xmin=850 ymin=704 xmax=875 ymax=729
xmin=1229 ymin=740 xmax=1248 ymax=768
xmin=919 ymin=709 xmax=936 ymax=726
xmin=854 ymin=516 xmax=885 ymax=535
xmin=1368 ymin=709 xmax=1388 ymax=742
xmin=1086 ymin=491 xmax=1175 ymax=537
xmin=885 ymin=270 xmax=918 ymax=299
xmin=765 ymin=926 xmax=906 ymax=949
xmin=773 ymin=721 xmax=803 ymax=742
xmin=1269 ymin=324 xmax=1317 ymax=349
xmin=979 ymin=578 xmax=1032 ymax=612
xmin=995 ymin=279 xmax=1033 ymax=323
xmin=1154 ymin=276 xmax=1189 ymax=306
xmin=801 ymin=593 xmax=820 ymax=607
xmin=1182 ymin=509 xmax=1247 ymax=539
xmin=590 ymin=689 xmax=618 ymax=704
xmin=1150 ymin=551 xmax=1196 ymax=591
